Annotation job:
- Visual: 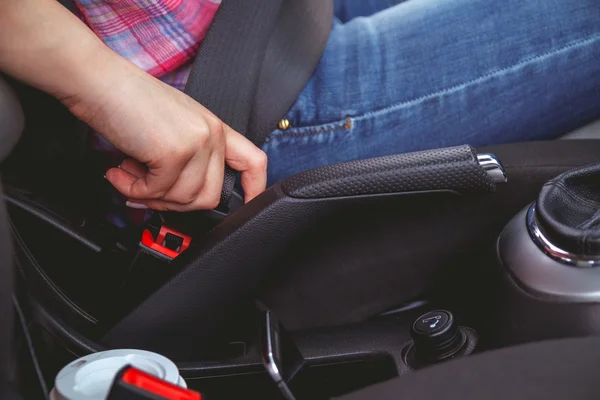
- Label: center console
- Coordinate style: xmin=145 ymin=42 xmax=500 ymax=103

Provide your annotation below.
xmin=10 ymin=141 xmax=600 ymax=399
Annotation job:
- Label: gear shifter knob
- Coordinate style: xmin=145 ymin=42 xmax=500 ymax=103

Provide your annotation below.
xmin=529 ymin=164 xmax=600 ymax=267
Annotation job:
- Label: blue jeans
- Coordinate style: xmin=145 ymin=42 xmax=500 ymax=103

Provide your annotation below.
xmin=263 ymin=0 xmax=600 ymax=185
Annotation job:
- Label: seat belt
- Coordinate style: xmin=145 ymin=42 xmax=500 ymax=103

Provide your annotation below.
xmin=189 ymin=0 xmax=333 ymax=207
xmin=183 ymin=0 xmax=283 ymax=210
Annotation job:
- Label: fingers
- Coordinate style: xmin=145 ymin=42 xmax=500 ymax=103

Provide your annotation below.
xmin=105 ymin=160 xmax=150 ymax=209
xmin=107 ymin=151 xmax=190 ymax=201
xmin=160 ymin=124 xmax=224 ymax=205
xmin=105 ymin=165 xmax=140 ymax=194
xmin=196 ymin=147 xmax=226 ymax=208
xmin=127 ymin=153 xmax=225 ymax=211
xmin=158 ymin=152 xmax=211 ymax=204
xmin=119 ymin=158 xmax=147 ymax=178
xmin=223 ymin=126 xmax=268 ymax=203
xmin=106 ymin=121 xmax=267 ymax=212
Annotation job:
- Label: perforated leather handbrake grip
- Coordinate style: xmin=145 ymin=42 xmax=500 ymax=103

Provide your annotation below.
xmin=281 ymin=145 xmax=504 ymax=199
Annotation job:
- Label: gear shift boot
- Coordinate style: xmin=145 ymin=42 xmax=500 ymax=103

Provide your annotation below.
xmin=531 ymin=164 xmax=600 ymax=266
xmin=499 ymin=164 xmax=600 ymax=302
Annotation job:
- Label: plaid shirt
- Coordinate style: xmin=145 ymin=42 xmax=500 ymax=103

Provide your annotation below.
xmin=76 ymin=0 xmax=220 ymax=90
xmin=76 ymin=0 xmax=221 ymax=227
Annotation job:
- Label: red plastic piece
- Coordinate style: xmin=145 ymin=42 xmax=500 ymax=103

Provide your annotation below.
xmin=141 ymin=226 xmax=191 ymax=259
xmin=121 ymin=367 xmax=201 ymax=400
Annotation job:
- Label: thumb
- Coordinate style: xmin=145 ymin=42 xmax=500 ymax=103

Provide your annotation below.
xmin=105 ymin=158 xmax=180 ymax=200
xmin=224 ymin=127 xmax=268 ymax=202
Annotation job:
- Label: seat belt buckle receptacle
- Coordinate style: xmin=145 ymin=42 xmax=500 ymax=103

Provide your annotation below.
xmin=140 ymin=225 xmax=191 ymax=260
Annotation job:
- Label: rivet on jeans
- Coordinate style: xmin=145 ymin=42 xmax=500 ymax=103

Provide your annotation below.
xmin=278 ymin=119 xmax=291 ymax=130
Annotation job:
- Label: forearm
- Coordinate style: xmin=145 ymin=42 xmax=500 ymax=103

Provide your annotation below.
xmin=0 ymin=0 xmax=126 ymax=106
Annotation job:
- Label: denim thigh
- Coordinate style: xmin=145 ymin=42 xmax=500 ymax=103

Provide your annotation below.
xmin=263 ymin=0 xmax=600 ymax=185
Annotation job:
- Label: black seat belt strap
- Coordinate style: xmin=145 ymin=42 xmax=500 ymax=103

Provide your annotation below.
xmin=183 ymin=0 xmax=283 ymax=210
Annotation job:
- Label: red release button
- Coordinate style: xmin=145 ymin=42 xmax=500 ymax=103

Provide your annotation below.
xmin=141 ymin=226 xmax=191 ymax=259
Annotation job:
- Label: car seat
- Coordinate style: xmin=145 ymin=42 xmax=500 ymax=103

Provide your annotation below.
xmin=561 ymin=118 xmax=600 ymax=139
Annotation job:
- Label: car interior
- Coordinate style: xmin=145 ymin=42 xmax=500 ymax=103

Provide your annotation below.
xmin=3 ymin=2 xmax=600 ymax=399
xmin=3 ymin=78 xmax=600 ymax=399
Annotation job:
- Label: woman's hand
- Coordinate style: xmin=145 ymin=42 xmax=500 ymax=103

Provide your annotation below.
xmin=0 ymin=0 xmax=267 ymax=212
xmin=67 ymin=60 xmax=267 ymax=211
